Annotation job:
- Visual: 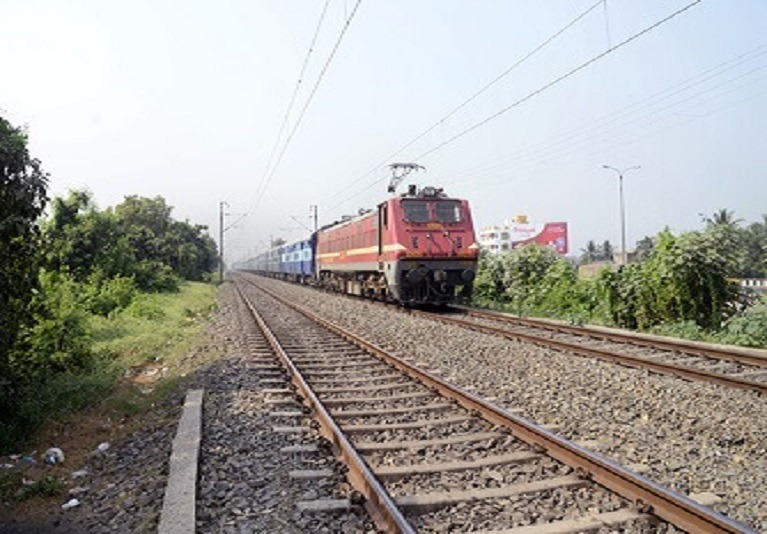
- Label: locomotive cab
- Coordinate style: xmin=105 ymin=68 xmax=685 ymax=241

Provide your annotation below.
xmin=381 ymin=186 xmax=479 ymax=304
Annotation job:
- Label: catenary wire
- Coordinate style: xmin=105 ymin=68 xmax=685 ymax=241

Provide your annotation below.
xmin=253 ymin=0 xmax=363 ymax=210
xmin=257 ymin=0 xmax=331 ymax=194
xmin=435 ymin=46 xmax=767 ymax=189
xmin=330 ymin=0 xmax=703 ymax=211
xmin=322 ymin=0 xmax=605 ymax=213
xmin=412 ymin=0 xmax=703 ymax=161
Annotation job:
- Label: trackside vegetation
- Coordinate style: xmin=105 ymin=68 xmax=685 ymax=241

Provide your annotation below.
xmin=0 ymin=116 xmax=218 ymax=453
xmin=473 ymin=218 xmax=767 ymax=349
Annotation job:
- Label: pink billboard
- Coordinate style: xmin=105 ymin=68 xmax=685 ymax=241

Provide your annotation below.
xmin=510 ymin=221 xmax=569 ymax=254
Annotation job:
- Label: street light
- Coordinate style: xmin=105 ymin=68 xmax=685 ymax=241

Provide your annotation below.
xmin=602 ymin=164 xmax=641 ymax=266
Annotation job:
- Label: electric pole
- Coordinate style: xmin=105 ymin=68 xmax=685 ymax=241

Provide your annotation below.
xmin=310 ymin=205 xmax=318 ymax=232
xmin=602 ymin=165 xmax=640 ymax=266
xmin=218 ymin=201 xmax=228 ymax=282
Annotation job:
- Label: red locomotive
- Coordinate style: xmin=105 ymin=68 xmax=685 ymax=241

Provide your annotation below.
xmin=316 ymin=185 xmax=478 ymax=304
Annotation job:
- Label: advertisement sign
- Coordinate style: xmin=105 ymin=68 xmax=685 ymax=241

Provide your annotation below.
xmin=510 ymin=221 xmax=568 ymax=254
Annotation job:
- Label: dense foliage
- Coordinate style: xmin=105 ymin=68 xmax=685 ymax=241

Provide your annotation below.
xmin=0 ymin=116 xmax=218 ymax=451
xmin=0 ymin=118 xmax=49 ymax=389
xmin=475 ymin=215 xmax=765 ymax=345
xmin=45 ymin=191 xmax=217 ymax=291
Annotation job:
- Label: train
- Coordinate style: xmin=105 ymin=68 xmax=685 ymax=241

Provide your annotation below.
xmin=239 ymin=185 xmax=479 ymax=305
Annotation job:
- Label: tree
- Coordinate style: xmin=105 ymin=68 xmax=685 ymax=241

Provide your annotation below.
xmin=601 ymin=240 xmax=614 ymax=262
xmin=0 ymin=117 xmax=49 ymax=381
xmin=112 ymin=195 xmax=217 ymax=284
xmin=473 ymin=252 xmax=506 ymax=301
xmin=501 ymin=244 xmax=558 ymax=312
xmin=741 ymin=215 xmax=766 ymax=278
xmin=702 ymin=208 xmax=741 ymax=228
xmin=44 ymin=190 xmax=131 ymax=281
xmin=605 ymin=228 xmax=748 ymax=330
xmin=579 ymin=239 xmax=614 ymax=264
xmin=579 ymin=240 xmax=600 ymax=263
xmin=634 ymin=235 xmax=656 ymax=262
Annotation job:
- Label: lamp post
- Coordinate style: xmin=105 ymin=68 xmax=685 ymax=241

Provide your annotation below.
xmin=602 ymin=165 xmax=640 ymax=266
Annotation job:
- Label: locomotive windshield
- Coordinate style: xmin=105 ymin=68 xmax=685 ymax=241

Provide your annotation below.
xmin=402 ymin=200 xmax=463 ymax=223
xmin=402 ymin=200 xmax=430 ymax=223
xmin=435 ymin=201 xmax=462 ymax=223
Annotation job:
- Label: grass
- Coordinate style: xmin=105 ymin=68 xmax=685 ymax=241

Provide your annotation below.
xmin=90 ymin=281 xmax=216 ymax=368
xmin=0 ymin=282 xmax=217 ymax=453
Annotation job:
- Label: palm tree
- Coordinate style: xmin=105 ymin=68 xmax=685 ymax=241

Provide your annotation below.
xmin=702 ymin=208 xmax=741 ymax=229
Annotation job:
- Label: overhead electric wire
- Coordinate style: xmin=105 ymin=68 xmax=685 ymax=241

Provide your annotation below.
xmin=412 ymin=0 xmax=703 ymax=162
xmin=258 ymin=0 xmax=331 ymax=192
xmin=322 ymin=0 xmax=604 ymax=212
xmin=447 ymin=78 xmax=767 ymax=198
xmin=435 ymin=44 xmax=767 ymax=188
xmin=253 ymin=0 xmax=363 ymax=209
xmin=329 ymin=0 xmax=703 ymax=212
xmin=439 ymin=68 xmax=767 ymax=196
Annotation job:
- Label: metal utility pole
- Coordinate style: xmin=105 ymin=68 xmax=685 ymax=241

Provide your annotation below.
xmin=310 ymin=205 xmax=318 ymax=232
xmin=218 ymin=201 xmax=228 ymax=282
xmin=602 ymin=165 xmax=640 ymax=266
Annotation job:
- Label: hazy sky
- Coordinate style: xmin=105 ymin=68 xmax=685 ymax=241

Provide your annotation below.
xmin=2 ymin=0 xmax=766 ymax=262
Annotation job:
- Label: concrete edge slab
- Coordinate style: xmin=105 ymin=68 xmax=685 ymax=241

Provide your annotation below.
xmin=158 ymin=388 xmax=204 ymax=534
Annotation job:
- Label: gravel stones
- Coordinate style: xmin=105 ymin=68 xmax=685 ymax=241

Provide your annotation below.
xmin=195 ymin=283 xmax=374 ymax=533
xmin=253 ymin=276 xmax=767 ymax=531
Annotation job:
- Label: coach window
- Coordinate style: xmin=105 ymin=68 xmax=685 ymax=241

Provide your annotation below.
xmin=403 ymin=200 xmax=430 ymax=223
xmin=435 ymin=201 xmax=462 ymax=223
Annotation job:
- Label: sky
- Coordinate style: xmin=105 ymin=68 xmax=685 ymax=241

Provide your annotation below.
xmin=2 ymin=0 xmax=766 ymax=263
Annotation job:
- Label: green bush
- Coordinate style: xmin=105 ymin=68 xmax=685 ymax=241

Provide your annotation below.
xmin=84 ymin=273 xmax=137 ymax=316
xmin=718 ymin=310 xmax=767 ymax=347
xmin=9 ymin=270 xmax=93 ymax=381
xmin=125 ymin=293 xmax=166 ymax=321
xmin=471 ymin=225 xmax=762 ymax=347
xmin=130 ymin=260 xmax=180 ymax=293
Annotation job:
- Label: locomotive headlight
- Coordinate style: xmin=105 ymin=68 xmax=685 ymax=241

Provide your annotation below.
xmin=461 ymin=269 xmax=475 ymax=283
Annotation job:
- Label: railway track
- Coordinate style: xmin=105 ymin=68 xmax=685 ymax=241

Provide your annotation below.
xmin=232 ymin=275 xmax=753 ymax=533
xmin=407 ymin=306 xmax=767 ymax=395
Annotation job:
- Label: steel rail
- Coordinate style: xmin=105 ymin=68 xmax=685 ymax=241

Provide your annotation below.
xmin=246 ymin=278 xmax=756 ymax=534
xmin=412 ymin=309 xmax=767 ymax=395
xmin=233 ymin=282 xmax=415 ymax=534
xmin=457 ymin=306 xmax=767 ymax=369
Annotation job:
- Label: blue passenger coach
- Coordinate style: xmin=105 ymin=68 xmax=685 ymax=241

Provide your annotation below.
xmin=249 ymin=233 xmax=317 ymax=283
xmin=280 ymin=234 xmax=316 ymax=282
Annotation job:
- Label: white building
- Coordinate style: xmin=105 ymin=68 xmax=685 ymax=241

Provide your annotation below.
xmin=479 ymin=216 xmax=569 ymax=255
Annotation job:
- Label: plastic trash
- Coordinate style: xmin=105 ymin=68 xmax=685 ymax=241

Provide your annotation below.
xmin=96 ymin=442 xmax=110 ymax=453
xmin=22 ymin=456 xmax=36 ymax=465
xmin=61 ymin=498 xmax=80 ymax=510
xmin=45 ymin=447 xmax=65 ymax=465
xmin=71 ymin=469 xmax=89 ymax=478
